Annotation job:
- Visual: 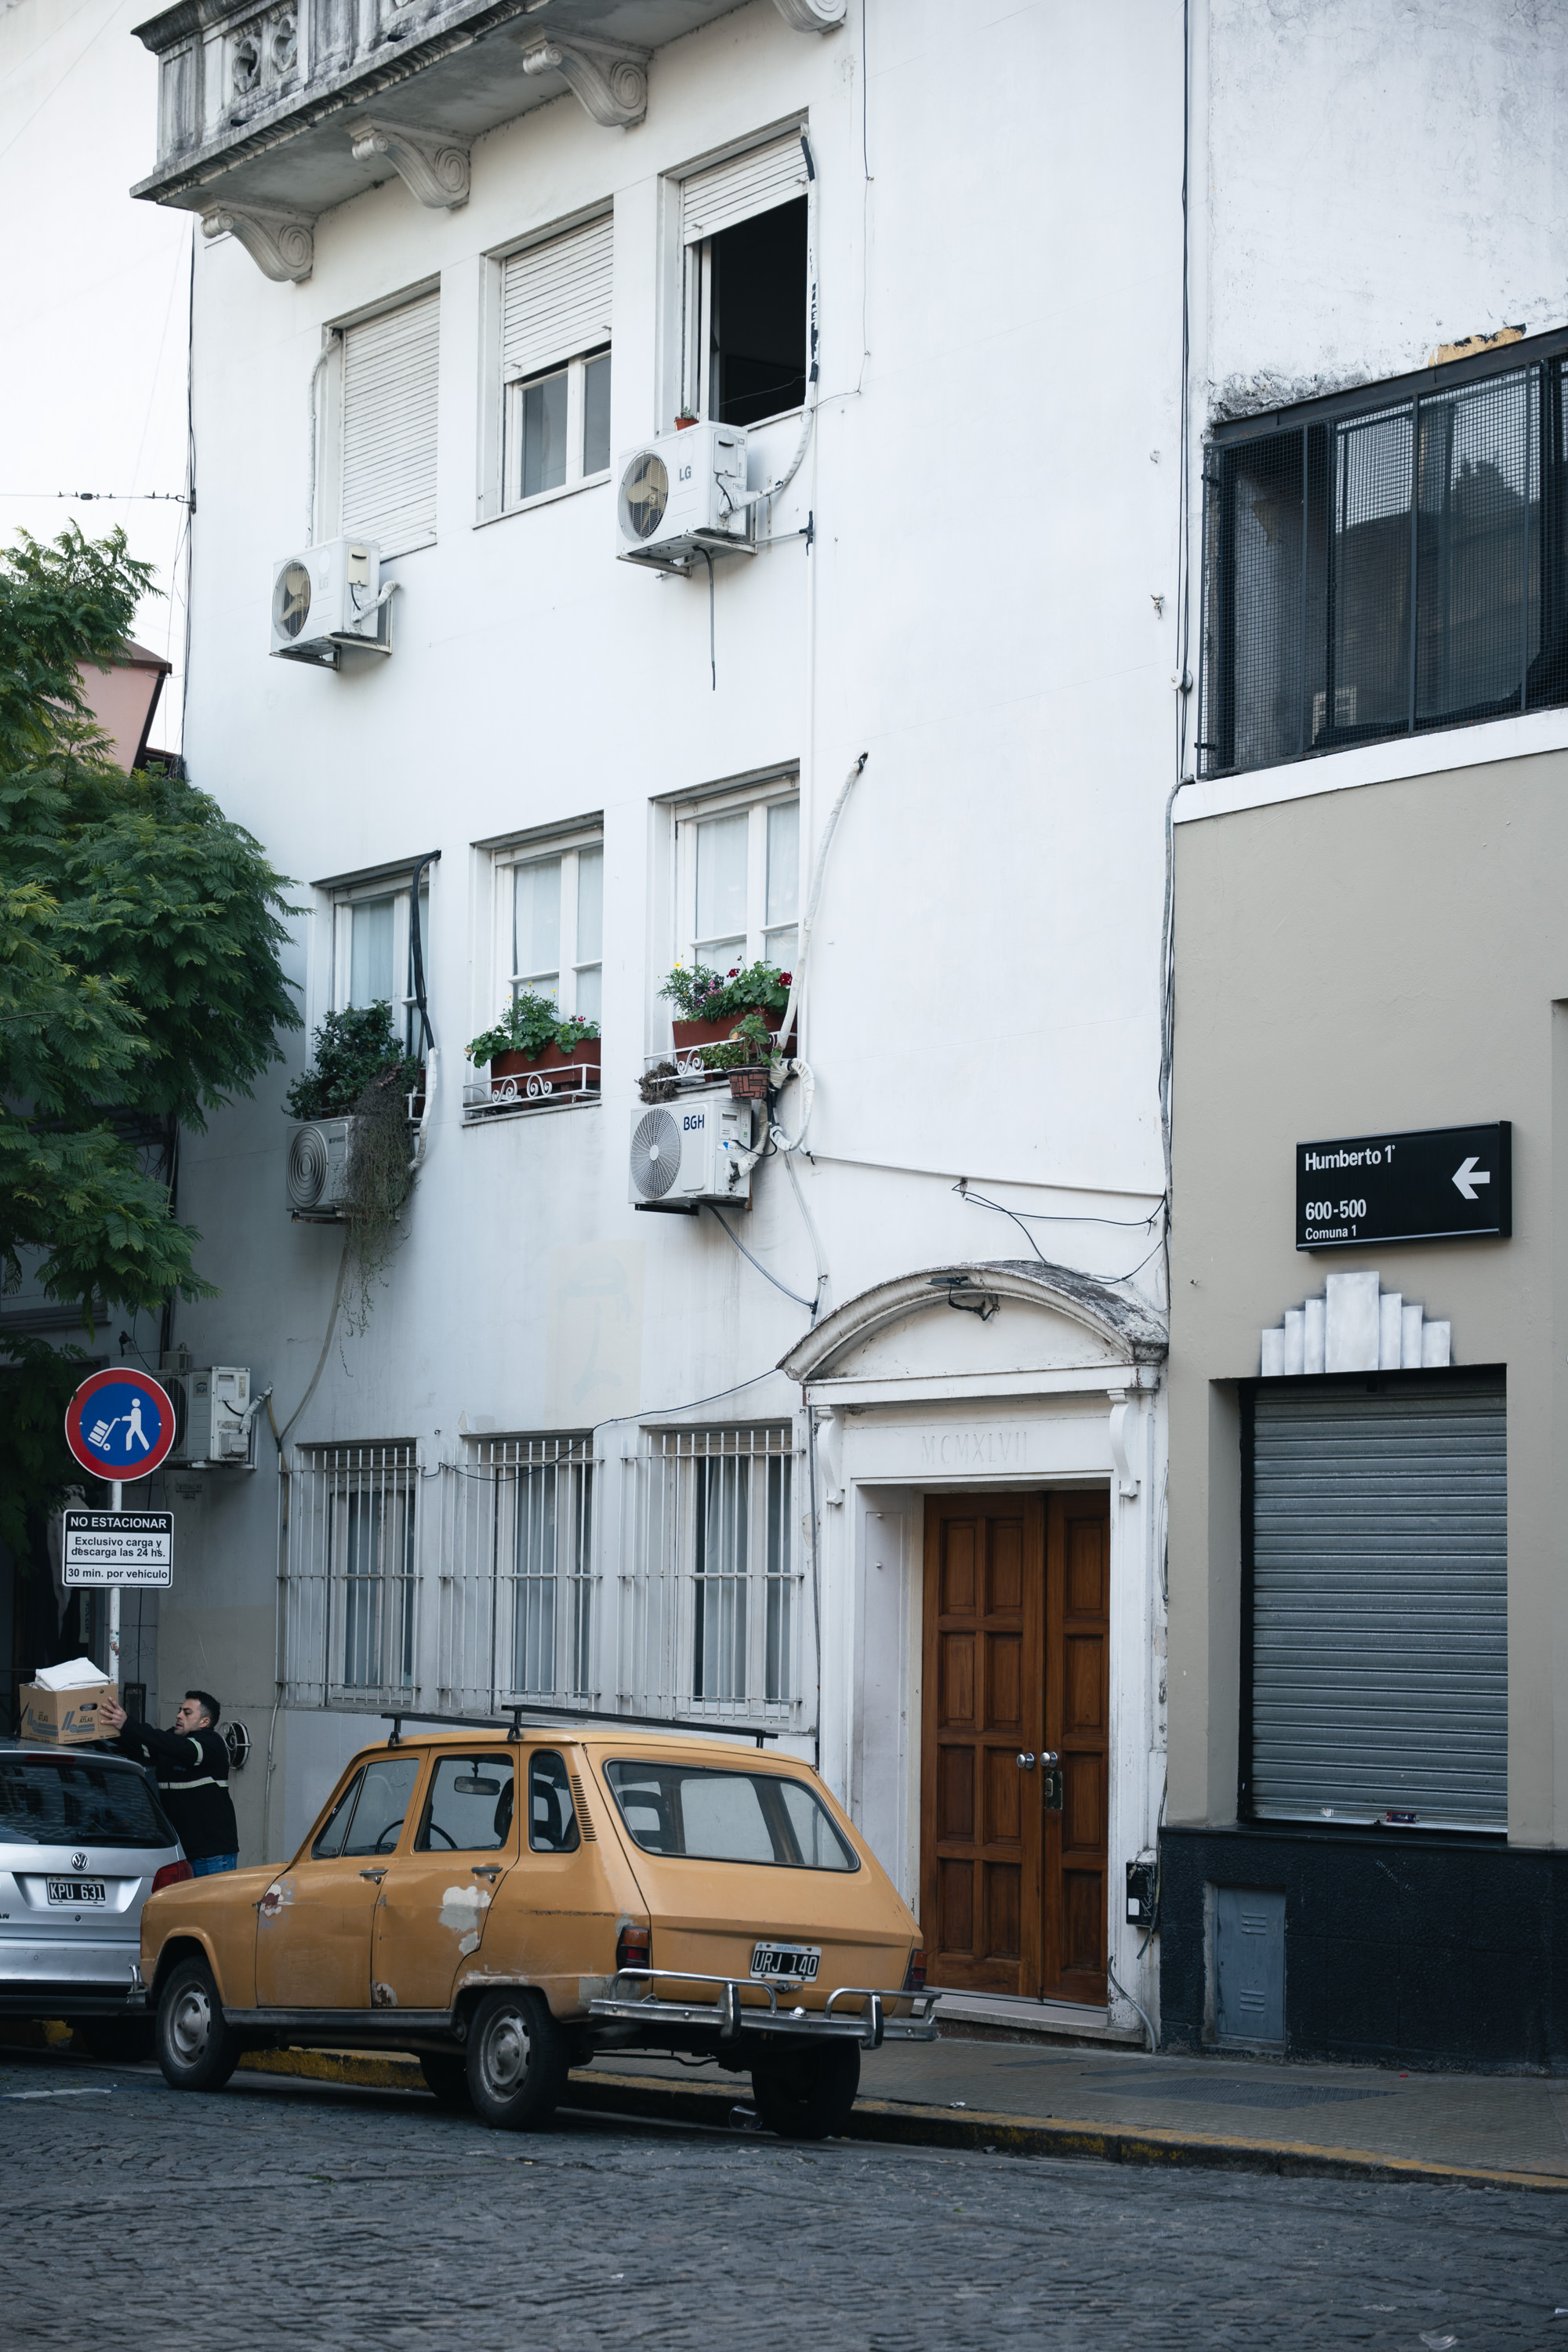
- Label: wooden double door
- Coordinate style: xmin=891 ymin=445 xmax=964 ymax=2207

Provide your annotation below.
xmin=920 ymin=1490 xmax=1111 ymax=2005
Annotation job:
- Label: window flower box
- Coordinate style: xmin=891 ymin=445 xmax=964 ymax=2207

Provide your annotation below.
xmin=489 ymin=1039 xmax=601 ymax=1095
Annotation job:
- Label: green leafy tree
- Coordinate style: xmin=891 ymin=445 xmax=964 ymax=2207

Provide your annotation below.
xmin=0 ymin=525 xmax=299 ymax=1541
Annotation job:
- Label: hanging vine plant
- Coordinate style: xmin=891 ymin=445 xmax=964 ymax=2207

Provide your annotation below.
xmin=339 ymin=1063 xmax=417 ymax=1337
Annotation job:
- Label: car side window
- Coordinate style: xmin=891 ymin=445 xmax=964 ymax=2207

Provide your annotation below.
xmin=416 ymin=1756 xmax=515 ymax=1853
xmin=338 ymin=1757 xmax=421 ymax=1857
xmin=312 ymin=1769 xmax=364 ymax=1859
xmin=529 ymin=1751 xmax=580 ymax=1853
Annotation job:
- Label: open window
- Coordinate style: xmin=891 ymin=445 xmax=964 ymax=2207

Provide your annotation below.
xmin=681 ymin=131 xmax=809 ymax=429
xmin=331 ymin=869 xmax=430 ymax=1055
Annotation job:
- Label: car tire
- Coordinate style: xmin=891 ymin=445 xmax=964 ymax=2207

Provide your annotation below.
xmin=750 ymin=2040 xmax=861 ymax=2140
xmin=77 ymin=2017 xmax=156 ymax=2065
xmin=155 ymin=1957 xmax=242 ymax=2093
xmin=419 ymin=2052 xmax=473 ymax=2108
xmin=465 ymin=1989 xmax=568 ymax=2131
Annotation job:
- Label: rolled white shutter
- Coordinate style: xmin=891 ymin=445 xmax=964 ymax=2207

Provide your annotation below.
xmin=340 ymin=289 xmax=440 ymax=555
xmin=502 ymin=215 xmax=613 ymax=382
xmin=681 ymin=129 xmax=808 ymax=245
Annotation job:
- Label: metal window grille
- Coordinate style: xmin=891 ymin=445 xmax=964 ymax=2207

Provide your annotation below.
xmin=1200 ymin=345 xmax=1568 ymax=776
xmin=283 ymin=1443 xmax=420 ymax=1708
xmin=441 ymin=1438 xmax=596 ymax=1711
xmin=615 ymin=1425 xmax=805 ymax=1729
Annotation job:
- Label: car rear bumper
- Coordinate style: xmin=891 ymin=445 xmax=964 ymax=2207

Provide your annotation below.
xmin=588 ymin=1968 xmax=940 ymax=2049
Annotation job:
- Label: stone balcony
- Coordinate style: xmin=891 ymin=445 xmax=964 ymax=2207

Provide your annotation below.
xmin=131 ymin=0 xmax=844 ymax=278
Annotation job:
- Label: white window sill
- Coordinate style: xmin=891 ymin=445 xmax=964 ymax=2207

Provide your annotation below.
xmin=477 ymin=473 xmax=611 ymax=529
xmin=1176 ymin=703 xmax=1568 ymax=826
xmin=463 ymin=1090 xmax=601 ymax=1127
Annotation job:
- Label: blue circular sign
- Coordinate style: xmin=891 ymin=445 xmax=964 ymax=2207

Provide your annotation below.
xmin=64 ymin=1369 xmax=176 ymax=1481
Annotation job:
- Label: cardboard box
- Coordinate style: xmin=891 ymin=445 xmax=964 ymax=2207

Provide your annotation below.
xmin=20 ymin=1680 xmax=118 ymax=1745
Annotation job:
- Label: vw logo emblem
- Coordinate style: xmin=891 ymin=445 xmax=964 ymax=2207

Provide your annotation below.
xmin=71 ymin=1851 xmax=87 ymax=1871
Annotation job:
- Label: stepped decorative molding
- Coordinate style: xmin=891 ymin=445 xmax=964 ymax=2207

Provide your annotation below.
xmin=772 ymin=0 xmax=847 ymax=26
xmin=1261 ymin=1270 xmax=1450 ymax=1378
xmin=201 ymin=203 xmax=314 ymax=281
xmin=349 ymin=119 xmax=470 ymax=208
xmin=516 ymin=34 xmax=648 ymax=128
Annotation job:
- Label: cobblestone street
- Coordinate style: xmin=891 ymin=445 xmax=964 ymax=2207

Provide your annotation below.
xmin=3 ymin=2049 xmax=1564 ymax=2350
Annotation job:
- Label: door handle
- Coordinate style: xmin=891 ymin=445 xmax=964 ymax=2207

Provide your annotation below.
xmin=471 ymin=1865 xmax=502 ymax=1879
xmin=359 ymin=1867 xmax=387 ymax=1882
xmin=1015 ymin=1752 xmax=1036 ymax=1770
xmin=1040 ymin=1751 xmax=1064 ymax=1812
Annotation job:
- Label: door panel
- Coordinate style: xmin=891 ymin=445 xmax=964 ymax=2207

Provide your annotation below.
xmin=256 ymin=1751 xmax=423 ymax=2009
xmin=1043 ymin=1493 xmax=1111 ymax=2005
xmin=371 ymin=1751 xmax=517 ymax=2011
xmin=920 ymin=1494 xmax=1044 ymax=1995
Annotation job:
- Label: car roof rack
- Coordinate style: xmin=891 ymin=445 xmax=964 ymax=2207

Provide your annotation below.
xmin=381 ymin=1703 xmax=779 ymax=1751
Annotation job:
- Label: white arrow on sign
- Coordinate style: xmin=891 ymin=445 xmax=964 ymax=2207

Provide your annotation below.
xmin=1453 ymin=1156 xmax=1491 ymax=1201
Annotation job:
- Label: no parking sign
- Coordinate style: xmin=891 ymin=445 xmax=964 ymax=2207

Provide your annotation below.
xmin=64 ymin=1367 xmax=176 ymax=1482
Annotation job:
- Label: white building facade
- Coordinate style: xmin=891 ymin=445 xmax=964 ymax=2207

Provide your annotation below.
xmin=121 ymin=0 xmax=1185 ymax=2045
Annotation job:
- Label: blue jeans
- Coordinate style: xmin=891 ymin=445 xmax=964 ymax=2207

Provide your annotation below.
xmin=191 ymin=1853 xmax=237 ymax=1876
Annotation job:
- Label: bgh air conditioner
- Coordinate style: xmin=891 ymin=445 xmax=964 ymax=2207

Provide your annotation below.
xmin=629 ymin=1098 xmax=755 ymax=1211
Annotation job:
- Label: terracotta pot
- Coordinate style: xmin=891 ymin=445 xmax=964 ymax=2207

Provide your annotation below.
xmin=672 ymin=1010 xmax=793 ymax=1053
xmin=675 ymin=415 xmax=700 ymax=430
xmin=489 ymin=1038 xmax=601 ymax=1095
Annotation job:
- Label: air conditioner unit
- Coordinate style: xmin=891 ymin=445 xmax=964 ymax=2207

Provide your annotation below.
xmin=271 ymin=537 xmax=393 ymax=665
xmin=629 ymin=1098 xmax=755 ymax=1211
xmin=286 ymin=1117 xmax=356 ymax=1218
xmin=166 ymin=1366 xmax=255 ymax=1467
xmin=615 ymin=423 xmax=753 ymax=572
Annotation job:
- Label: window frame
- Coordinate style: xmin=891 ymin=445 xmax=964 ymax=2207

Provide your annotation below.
xmin=675 ymin=125 xmax=811 ymax=431
xmin=487 ymin=823 xmax=604 ymax=1034
xmin=328 ymin=870 xmax=431 ymax=1057
xmin=670 ymin=775 xmax=800 ymax=984
xmin=503 ymin=346 xmax=612 ymax=515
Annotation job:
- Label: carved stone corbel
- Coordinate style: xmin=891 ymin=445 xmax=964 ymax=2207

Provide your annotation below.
xmin=771 ymin=0 xmax=846 ymax=27
xmin=201 ymin=203 xmax=314 ymax=283
xmin=517 ymin=34 xmax=648 ymax=128
xmin=350 ymin=120 xmax=470 ymax=209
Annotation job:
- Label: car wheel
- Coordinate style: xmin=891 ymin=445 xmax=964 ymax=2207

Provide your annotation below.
xmin=750 ymin=2040 xmax=861 ymax=2140
xmin=419 ymin=2052 xmax=472 ymax=2108
xmin=465 ymin=1989 xmax=567 ymax=2131
xmin=155 ymin=1958 xmax=241 ymax=2093
xmin=77 ymin=2017 xmax=157 ymax=2065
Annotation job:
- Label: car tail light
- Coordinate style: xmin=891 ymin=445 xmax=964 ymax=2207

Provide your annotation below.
xmin=151 ymin=1861 xmax=194 ymax=1894
xmin=616 ymin=1924 xmax=650 ymax=1974
xmin=903 ymin=1946 xmax=927 ymax=1993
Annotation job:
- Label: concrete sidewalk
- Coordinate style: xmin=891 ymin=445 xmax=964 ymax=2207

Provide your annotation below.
xmin=238 ymin=2030 xmax=1568 ymax=2192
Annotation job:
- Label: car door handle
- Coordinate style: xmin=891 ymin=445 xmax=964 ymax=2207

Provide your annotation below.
xmin=359 ymin=1868 xmax=387 ymax=1882
xmin=471 ymin=1865 xmax=503 ymax=1879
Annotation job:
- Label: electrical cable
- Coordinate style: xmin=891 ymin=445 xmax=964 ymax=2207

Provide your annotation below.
xmin=702 ymin=549 xmax=716 ymax=690
xmin=305 ymin=330 xmax=341 ymax=543
xmin=1159 ymin=0 xmax=1196 ymax=1307
xmin=956 ymin=1183 xmax=1169 ymax=1286
xmin=407 ymin=857 xmax=438 ymax=1171
xmin=1108 ymin=1956 xmax=1157 ymax=2055
xmin=704 ymin=1201 xmax=817 ymax=1311
xmin=269 ymin=1229 xmax=350 ymax=1453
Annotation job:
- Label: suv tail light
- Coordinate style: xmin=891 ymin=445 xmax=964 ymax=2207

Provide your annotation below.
xmin=151 ymin=1861 xmax=194 ymax=1895
xmin=615 ymin=1924 xmax=650 ymax=1975
xmin=903 ymin=1946 xmax=927 ymax=1992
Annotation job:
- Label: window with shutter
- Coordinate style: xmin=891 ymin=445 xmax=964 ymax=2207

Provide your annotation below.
xmin=340 ymin=289 xmax=440 ymax=556
xmin=499 ymin=216 xmax=613 ymax=510
xmin=1244 ymin=1374 xmax=1507 ymax=1833
xmin=680 ymin=129 xmax=809 ymax=430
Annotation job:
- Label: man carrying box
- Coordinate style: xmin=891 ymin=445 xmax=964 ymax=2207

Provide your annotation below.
xmin=98 ymin=1690 xmax=239 ymax=1875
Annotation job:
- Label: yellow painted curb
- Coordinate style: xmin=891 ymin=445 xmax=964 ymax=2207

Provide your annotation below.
xmin=240 ymin=2048 xmax=423 ymax=2092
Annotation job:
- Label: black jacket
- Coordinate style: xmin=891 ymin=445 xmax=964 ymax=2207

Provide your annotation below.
xmin=114 ymin=1719 xmax=238 ymax=1863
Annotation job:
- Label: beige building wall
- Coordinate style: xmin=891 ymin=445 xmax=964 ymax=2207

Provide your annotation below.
xmin=1167 ymin=750 xmax=1568 ymax=1849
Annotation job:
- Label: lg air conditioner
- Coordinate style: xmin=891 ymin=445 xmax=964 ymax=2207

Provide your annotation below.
xmin=615 ymin=423 xmax=753 ymax=572
xmin=286 ymin=1117 xmax=356 ymax=1218
xmin=165 ymin=1367 xmax=256 ymax=1468
xmin=271 ymin=537 xmax=394 ymax=665
xmin=629 ymin=1098 xmax=756 ymax=1211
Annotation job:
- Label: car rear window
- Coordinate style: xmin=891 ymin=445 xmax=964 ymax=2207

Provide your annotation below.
xmin=604 ymin=1761 xmax=857 ymax=1872
xmin=0 ymin=1754 xmax=172 ymax=1849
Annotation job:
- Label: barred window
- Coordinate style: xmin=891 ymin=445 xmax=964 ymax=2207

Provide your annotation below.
xmin=444 ymin=1438 xmax=596 ymax=1711
xmin=1200 ymin=342 xmax=1568 ymax=777
xmin=622 ymin=1426 xmax=801 ymax=1722
xmin=285 ymin=1443 xmax=419 ymax=1707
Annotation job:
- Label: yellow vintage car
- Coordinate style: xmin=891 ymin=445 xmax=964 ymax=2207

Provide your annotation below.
xmin=138 ymin=1724 xmax=937 ymax=2138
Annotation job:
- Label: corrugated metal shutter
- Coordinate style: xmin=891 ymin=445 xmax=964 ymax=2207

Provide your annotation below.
xmin=681 ymin=129 xmax=808 ymax=245
xmin=1249 ymin=1375 xmax=1506 ymax=1831
xmin=340 ymin=289 xmax=440 ymax=555
xmin=502 ymin=215 xmax=612 ymax=383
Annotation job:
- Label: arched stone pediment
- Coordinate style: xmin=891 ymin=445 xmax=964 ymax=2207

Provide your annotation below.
xmin=778 ymin=1258 xmax=1167 ymax=1393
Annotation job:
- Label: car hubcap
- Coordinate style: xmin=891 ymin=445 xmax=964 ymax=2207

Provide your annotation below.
xmin=482 ymin=2006 xmax=531 ymax=2098
xmin=171 ymin=1985 xmax=210 ymax=2061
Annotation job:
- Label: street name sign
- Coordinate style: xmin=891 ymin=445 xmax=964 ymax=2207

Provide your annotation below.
xmin=62 ymin=1509 xmax=173 ymax=1588
xmin=64 ymin=1367 xmax=176 ymax=1481
xmin=1297 ymin=1121 xmax=1512 ymax=1250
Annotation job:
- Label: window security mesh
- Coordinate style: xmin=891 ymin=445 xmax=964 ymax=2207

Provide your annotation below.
xmin=618 ymin=1426 xmax=804 ymax=1727
xmin=283 ymin=1444 xmax=420 ymax=1708
xmin=1200 ymin=357 xmax=1568 ymax=775
xmin=441 ymin=1438 xmax=596 ymax=1712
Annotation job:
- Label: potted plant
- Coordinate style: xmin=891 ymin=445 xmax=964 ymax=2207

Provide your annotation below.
xmin=285 ymin=1001 xmax=424 ymax=1123
xmin=466 ymin=992 xmax=601 ymax=1094
xmin=658 ymin=960 xmax=795 ymax=1054
xmin=675 ymin=407 xmax=700 ymax=430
